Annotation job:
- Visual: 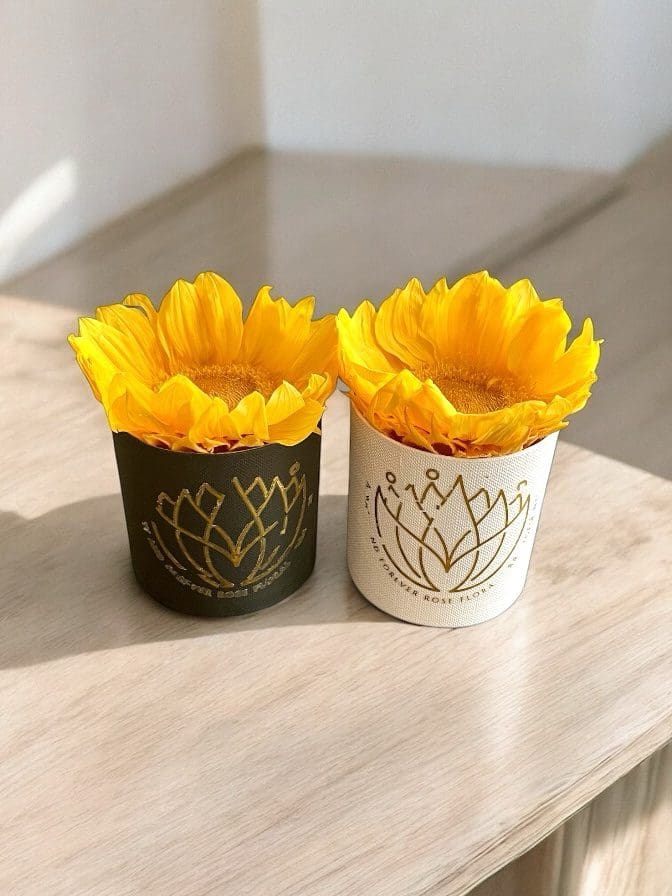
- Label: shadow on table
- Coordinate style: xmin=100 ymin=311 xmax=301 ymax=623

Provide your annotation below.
xmin=0 ymin=494 xmax=391 ymax=670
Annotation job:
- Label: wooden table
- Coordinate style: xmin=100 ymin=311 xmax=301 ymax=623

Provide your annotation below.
xmin=2 ymin=296 xmax=672 ymax=895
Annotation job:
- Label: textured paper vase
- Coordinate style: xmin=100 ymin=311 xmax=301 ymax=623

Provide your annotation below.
xmin=113 ymin=432 xmax=321 ymax=617
xmin=347 ymin=407 xmax=558 ymax=627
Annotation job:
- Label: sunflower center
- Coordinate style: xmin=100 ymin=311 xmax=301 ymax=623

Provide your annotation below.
xmin=182 ymin=363 xmax=277 ymax=405
xmin=421 ymin=364 xmax=527 ymax=414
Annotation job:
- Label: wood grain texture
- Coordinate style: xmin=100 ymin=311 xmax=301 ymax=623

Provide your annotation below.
xmin=470 ymin=744 xmax=672 ymax=896
xmin=1 ymin=297 xmax=672 ymax=896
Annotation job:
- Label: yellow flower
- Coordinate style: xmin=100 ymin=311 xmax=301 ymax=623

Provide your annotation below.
xmin=337 ymin=272 xmax=601 ymax=457
xmin=69 ymin=272 xmax=338 ymax=451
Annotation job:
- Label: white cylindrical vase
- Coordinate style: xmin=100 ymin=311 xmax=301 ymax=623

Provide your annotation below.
xmin=347 ymin=406 xmax=558 ymax=627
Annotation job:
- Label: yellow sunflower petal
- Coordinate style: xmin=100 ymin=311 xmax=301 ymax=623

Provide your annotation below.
xmin=268 ymin=398 xmax=323 ymax=445
xmin=421 ymin=272 xmax=528 ymax=372
xmin=287 ymin=315 xmax=338 ymax=393
xmin=416 ymin=272 xmax=480 ymax=361
xmin=193 ymin=272 xmax=244 ymax=363
xmin=95 ymin=302 xmax=167 ymax=379
xmin=531 ymin=318 xmax=600 ymax=406
xmin=122 ymin=293 xmax=158 ymax=327
xmin=364 ymin=369 xmax=428 ymax=437
xmin=77 ymin=317 xmax=163 ymax=384
xmin=506 ymin=297 xmax=572 ymax=380
xmin=71 ymin=274 xmax=337 ymax=452
xmin=156 ymin=274 xmax=245 ymax=372
xmin=238 ymin=287 xmax=313 ymax=372
xmin=342 ymin=272 xmax=600 ymax=456
xmin=108 ymin=374 xmax=213 ymax=446
xmin=187 ymin=397 xmax=240 ymax=451
xmin=107 ymin=373 xmax=213 ymax=446
xmin=106 ymin=372 xmax=164 ymax=437
xmin=301 ymin=372 xmax=332 ymax=403
xmin=337 ymin=301 xmax=399 ymax=376
xmin=265 ymin=381 xmax=305 ymax=423
xmin=153 ymin=375 xmax=212 ymax=433
xmin=229 ymin=391 xmax=269 ymax=442
xmin=337 ymin=302 xmax=400 ymax=407
xmin=68 ymin=333 xmax=119 ymax=404
xmin=373 ymin=278 xmax=435 ymax=368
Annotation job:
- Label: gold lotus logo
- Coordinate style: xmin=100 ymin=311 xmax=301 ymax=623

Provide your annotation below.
xmin=150 ymin=462 xmax=310 ymax=589
xmin=374 ymin=469 xmax=529 ymax=592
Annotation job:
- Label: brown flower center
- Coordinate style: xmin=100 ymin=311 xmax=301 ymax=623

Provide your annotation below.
xmin=420 ymin=363 xmax=528 ymax=414
xmin=181 ymin=363 xmax=277 ymax=405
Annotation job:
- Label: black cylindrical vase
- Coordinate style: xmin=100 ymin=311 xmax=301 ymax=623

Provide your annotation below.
xmin=113 ymin=431 xmax=321 ymax=616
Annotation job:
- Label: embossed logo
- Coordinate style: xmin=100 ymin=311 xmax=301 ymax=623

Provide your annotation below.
xmin=148 ymin=462 xmax=312 ymax=590
xmin=373 ymin=468 xmax=530 ymax=593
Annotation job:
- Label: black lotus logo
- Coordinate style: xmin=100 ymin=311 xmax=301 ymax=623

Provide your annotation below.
xmin=374 ymin=469 xmax=529 ymax=592
xmin=150 ymin=463 xmax=309 ymax=589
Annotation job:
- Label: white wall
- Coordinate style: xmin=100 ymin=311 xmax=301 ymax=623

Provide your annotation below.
xmin=593 ymin=0 xmax=672 ymax=166
xmin=0 ymin=0 xmax=262 ymax=280
xmin=259 ymin=0 xmax=672 ymax=171
xmin=3 ymin=0 xmax=671 ymax=282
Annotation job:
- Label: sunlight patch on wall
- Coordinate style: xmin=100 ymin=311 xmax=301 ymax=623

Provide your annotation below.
xmin=0 ymin=159 xmax=77 ymax=279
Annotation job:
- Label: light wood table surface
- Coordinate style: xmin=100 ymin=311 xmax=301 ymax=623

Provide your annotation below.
xmin=2 ymin=296 xmax=672 ymax=896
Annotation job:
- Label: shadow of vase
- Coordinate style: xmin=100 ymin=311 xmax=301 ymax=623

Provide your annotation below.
xmin=1 ymin=493 xmax=391 ymax=670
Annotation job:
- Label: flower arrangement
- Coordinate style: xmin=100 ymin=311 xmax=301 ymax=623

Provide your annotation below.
xmin=337 ymin=271 xmax=600 ymax=457
xmin=69 ymin=266 xmax=600 ymax=626
xmin=69 ymin=273 xmax=338 ymax=617
xmin=341 ymin=272 xmax=601 ymax=627
xmin=69 ymin=272 xmax=338 ymax=451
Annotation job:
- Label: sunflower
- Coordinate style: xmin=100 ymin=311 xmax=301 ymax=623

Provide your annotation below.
xmin=69 ymin=272 xmax=338 ymax=451
xmin=337 ymin=271 xmax=601 ymax=457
